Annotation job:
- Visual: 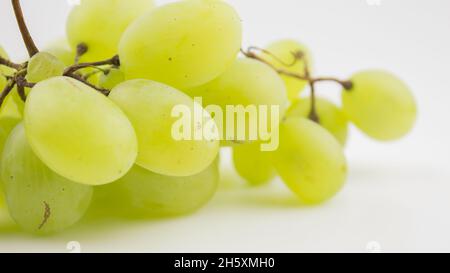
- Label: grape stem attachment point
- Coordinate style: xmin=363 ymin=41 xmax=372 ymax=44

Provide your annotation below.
xmin=11 ymin=0 xmax=39 ymax=57
xmin=0 ymin=80 xmax=17 ymax=108
xmin=74 ymin=43 xmax=88 ymax=64
xmin=0 ymin=56 xmax=23 ymax=70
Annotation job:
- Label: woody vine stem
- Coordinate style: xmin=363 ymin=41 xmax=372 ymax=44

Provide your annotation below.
xmin=2 ymin=0 xmax=353 ymax=122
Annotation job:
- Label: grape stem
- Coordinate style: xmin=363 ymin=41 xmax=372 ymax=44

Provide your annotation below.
xmin=63 ymin=55 xmax=120 ymax=77
xmin=241 ymin=46 xmax=353 ymax=123
xmin=68 ymin=73 xmax=110 ymax=96
xmin=11 ymin=0 xmax=39 ymax=57
xmin=0 ymin=56 xmax=22 ymax=70
xmin=74 ymin=43 xmax=88 ymax=64
xmin=241 ymin=47 xmax=353 ymax=90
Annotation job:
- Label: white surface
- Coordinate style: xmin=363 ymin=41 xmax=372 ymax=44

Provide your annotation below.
xmin=1 ymin=0 xmax=450 ymax=253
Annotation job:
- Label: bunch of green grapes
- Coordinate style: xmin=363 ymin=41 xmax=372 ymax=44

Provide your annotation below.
xmin=0 ymin=0 xmax=419 ymax=235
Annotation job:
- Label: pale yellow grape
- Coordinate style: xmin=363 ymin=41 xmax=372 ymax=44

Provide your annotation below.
xmin=24 ymin=77 xmax=137 ymax=185
xmin=342 ymin=70 xmax=417 ymax=141
xmin=119 ymin=0 xmax=242 ymax=89
xmin=273 ymin=117 xmax=347 ymax=204
xmin=67 ymin=0 xmax=155 ymax=61
xmin=1 ymin=124 xmax=93 ymax=234
xmin=26 ymin=52 xmax=66 ymax=83
xmin=44 ymin=38 xmax=76 ymax=66
xmin=232 ymin=142 xmax=276 ymax=186
xmin=286 ymin=97 xmax=349 ymax=145
xmin=93 ymin=160 xmax=219 ymax=218
xmin=109 ymin=79 xmax=219 ymax=177
xmin=99 ymin=68 xmax=125 ymax=90
xmin=263 ymin=40 xmax=312 ymax=101
xmin=187 ymin=58 xmax=289 ymax=143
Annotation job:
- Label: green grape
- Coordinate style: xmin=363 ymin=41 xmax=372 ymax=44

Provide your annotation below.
xmin=0 ymin=117 xmax=21 ymax=208
xmin=24 ymin=76 xmax=137 ymax=185
xmin=93 ymin=160 xmax=219 ymax=218
xmin=44 ymin=38 xmax=76 ymax=66
xmin=119 ymin=0 xmax=242 ymax=89
xmin=0 ymin=117 xmax=21 ymax=155
xmin=66 ymin=0 xmax=155 ymax=61
xmin=286 ymin=97 xmax=349 ymax=145
xmin=232 ymin=142 xmax=276 ymax=186
xmin=25 ymin=52 xmax=66 ymax=83
xmin=99 ymin=68 xmax=125 ymax=90
xmin=187 ymin=58 xmax=289 ymax=143
xmin=342 ymin=70 xmax=417 ymax=141
xmin=0 ymin=77 xmax=22 ymax=120
xmin=109 ymin=79 xmax=219 ymax=177
xmin=1 ymin=124 xmax=93 ymax=234
xmin=262 ymin=40 xmax=312 ymax=101
xmin=273 ymin=117 xmax=347 ymax=204
xmin=0 ymin=46 xmax=15 ymax=77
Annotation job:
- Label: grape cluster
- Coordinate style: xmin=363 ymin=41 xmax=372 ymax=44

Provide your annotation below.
xmin=0 ymin=0 xmax=417 ymax=235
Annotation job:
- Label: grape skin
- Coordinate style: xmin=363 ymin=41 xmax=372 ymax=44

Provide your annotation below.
xmin=263 ymin=39 xmax=312 ymax=101
xmin=273 ymin=117 xmax=347 ymax=204
xmin=232 ymin=142 xmax=276 ymax=186
xmin=119 ymin=0 xmax=242 ymax=89
xmin=109 ymin=79 xmax=220 ymax=177
xmin=24 ymin=77 xmax=138 ymax=186
xmin=92 ymin=160 xmax=219 ymax=218
xmin=342 ymin=70 xmax=417 ymax=141
xmin=1 ymin=124 xmax=93 ymax=234
xmin=187 ymin=58 xmax=289 ymax=143
xmin=286 ymin=97 xmax=349 ymax=145
xmin=66 ymin=0 xmax=155 ymax=61
xmin=26 ymin=52 xmax=66 ymax=83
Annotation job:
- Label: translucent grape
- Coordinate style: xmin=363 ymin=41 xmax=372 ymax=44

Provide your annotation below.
xmin=342 ymin=70 xmax=417 ymax=141
xmin=24 ymin=76 xmax=137 ymax=185
xmin=1 ymin=124 xmax=93 ymax=234
xmin=262 ymin=40 xmax=312 ymax=101
xmin=273 ymin=117 xmax=347 ymax=204
xmin=66 ymin=0 xmax=155 ymax=61
xmin=187 ymin=58 xmax=289 ymax=143
xmin=93 ymin=160 xmax=219 ymax=218
xmin=119 ymin=0 xmax=242 ymax=89
xmin=232 ymin=142 xmax=276 ymax=186
xmin=109 ymin=79 xmax=219 ymax=177
xmin=286 ymin=97 xmax=349 ymax=145
xmin=25 ymin=52 xmax=66 ymax=83
xmin=99 ymin=68 xmax=125 ymax=90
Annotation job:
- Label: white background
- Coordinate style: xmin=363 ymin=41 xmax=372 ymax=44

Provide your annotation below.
xmin=0 ymin=0 xmax=449 ymax=253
